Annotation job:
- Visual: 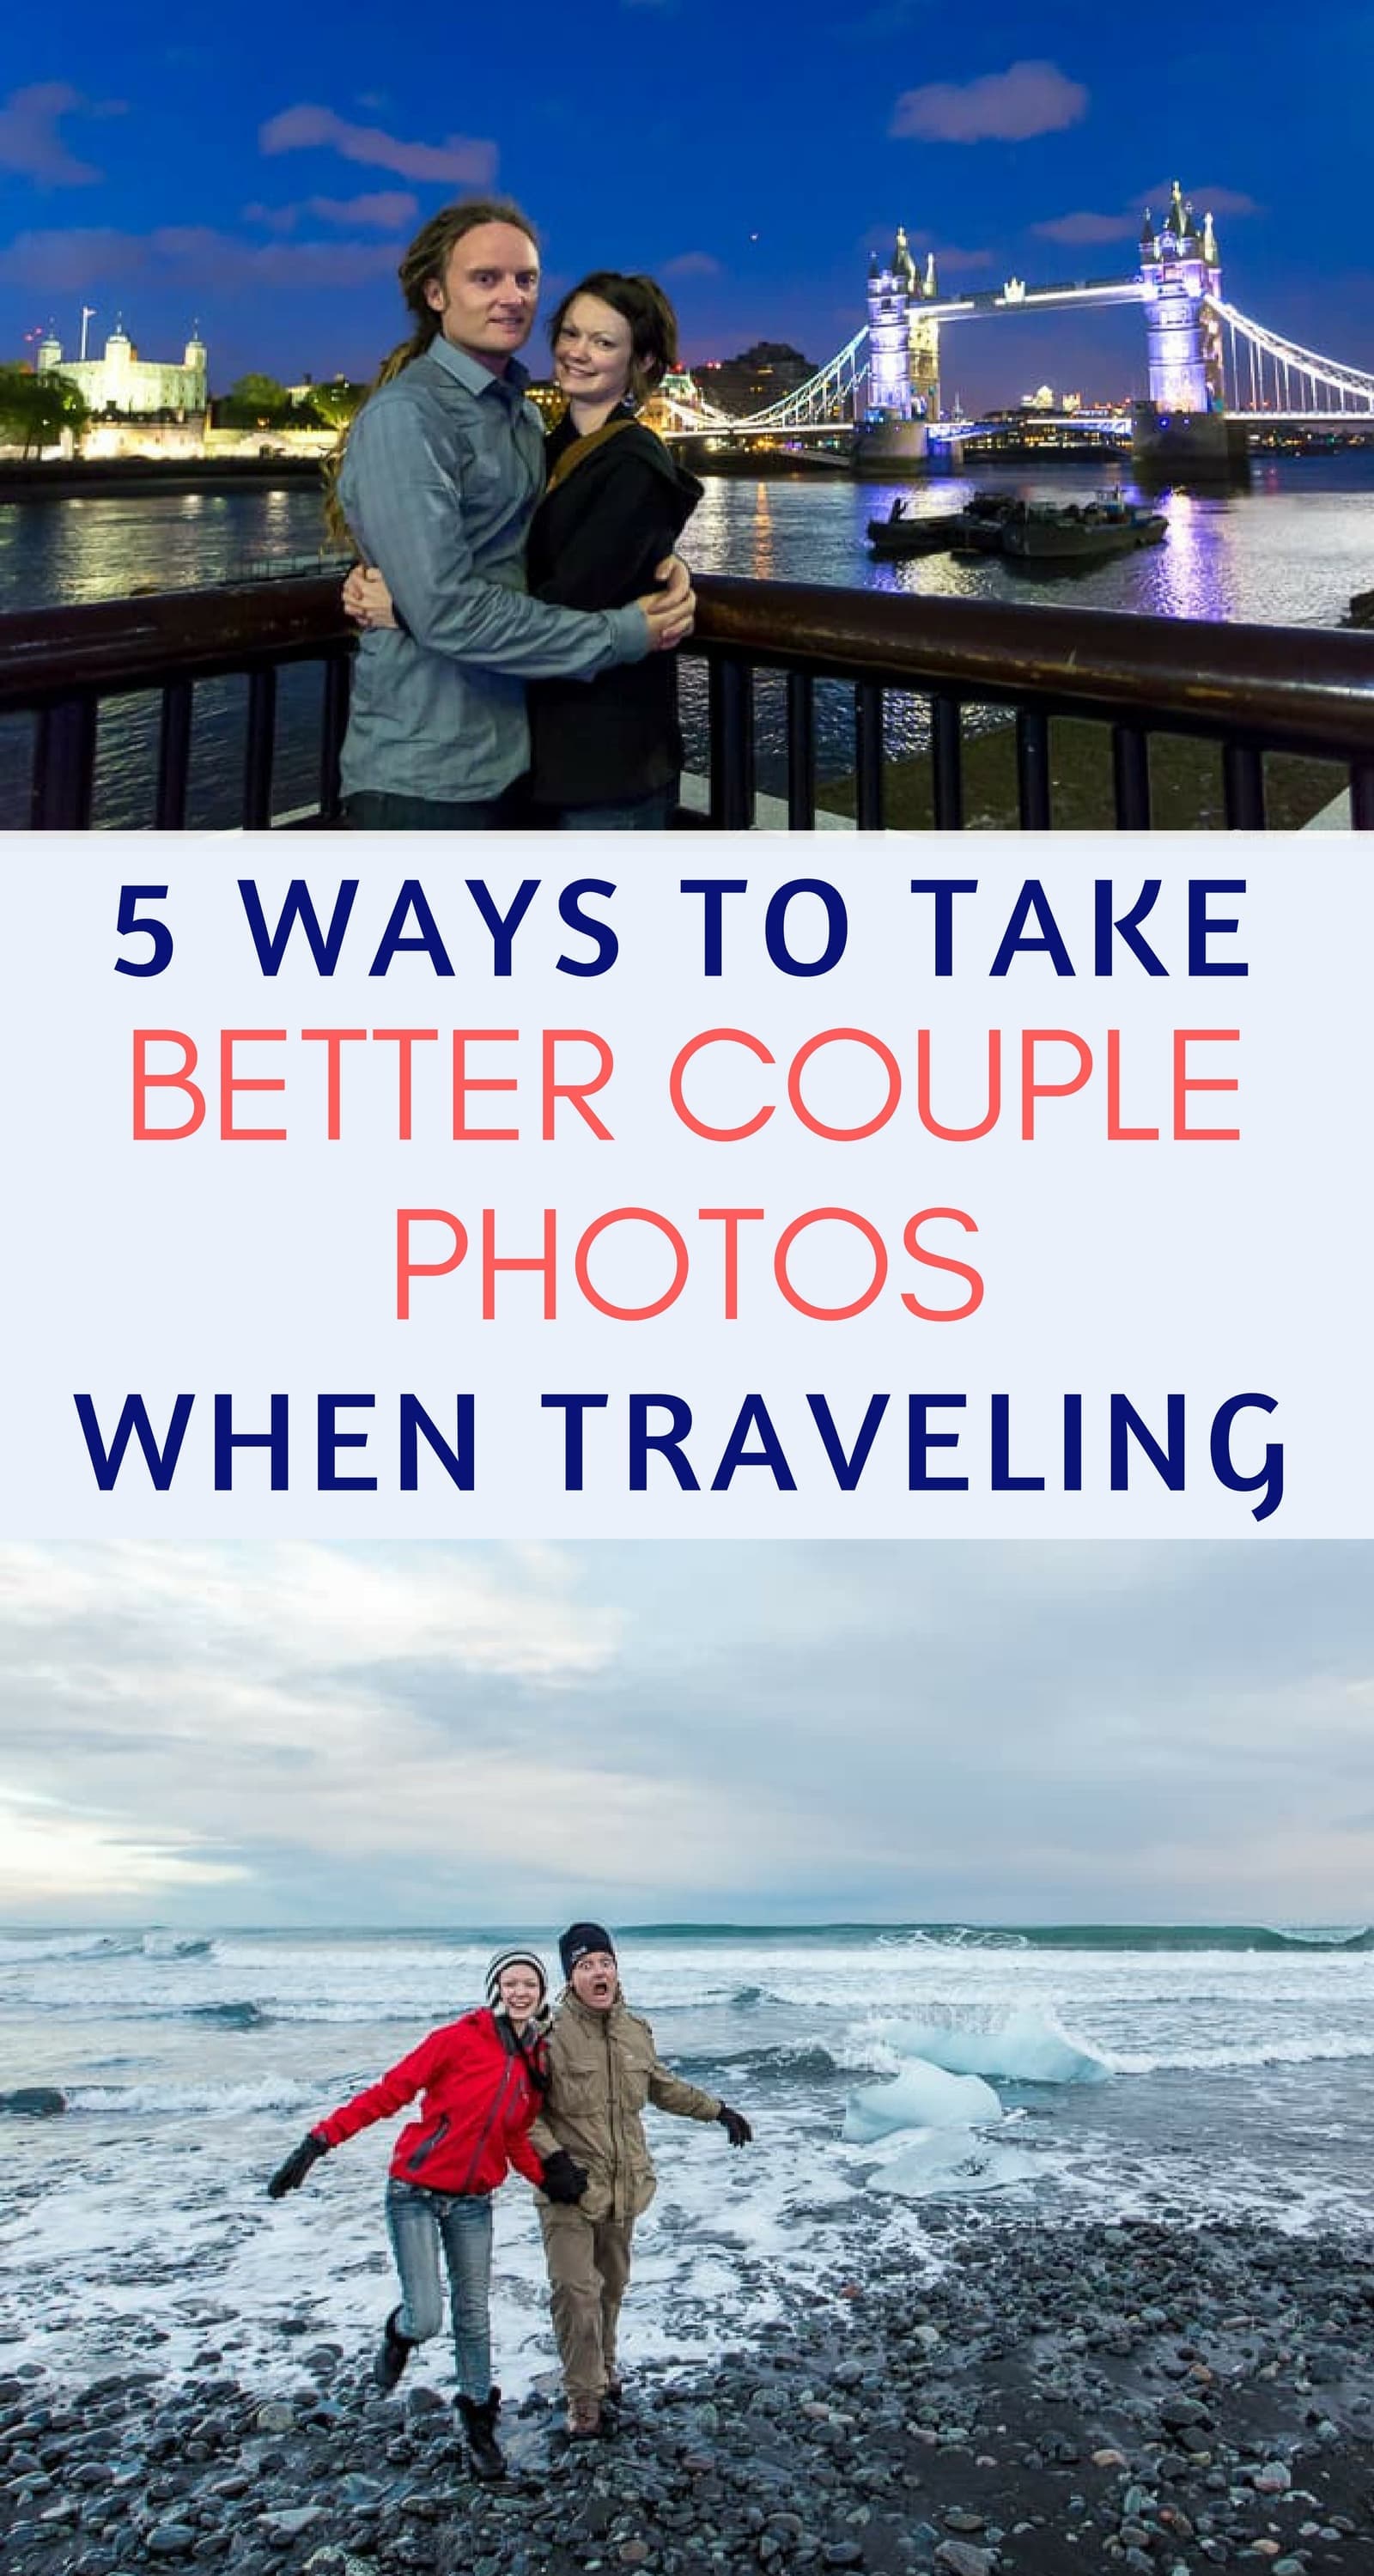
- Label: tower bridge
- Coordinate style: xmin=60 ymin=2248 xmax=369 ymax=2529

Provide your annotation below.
xmin=656 ymin=182 xmax=1374 ymax=471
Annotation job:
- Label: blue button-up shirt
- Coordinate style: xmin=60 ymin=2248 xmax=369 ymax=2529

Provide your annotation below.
xmin=338 ymin=337 xmax=649 ymax=803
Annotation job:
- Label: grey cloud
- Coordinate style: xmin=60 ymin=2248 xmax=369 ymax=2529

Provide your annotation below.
xmin=3 ymin=1544 xmax=1371 ymax=1923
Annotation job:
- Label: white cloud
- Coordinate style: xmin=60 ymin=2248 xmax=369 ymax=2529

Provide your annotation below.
xmin=0 ymin=82 xmax=124 ymax=189
xmin=258 ymin=103 xmax=495 ymax=188
xmin=891 ymin=61 xmax=1088 ymax=146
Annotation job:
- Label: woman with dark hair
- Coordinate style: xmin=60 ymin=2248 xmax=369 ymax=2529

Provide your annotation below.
xmin=523 ymin=271 xmax=702 ymax=829
xmin=349 ymin=268 xmax=702 ymax=830
xmin=265 ymin=1947 xmax=586 ymax=2480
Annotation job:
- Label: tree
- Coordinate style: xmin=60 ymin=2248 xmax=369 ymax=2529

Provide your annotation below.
xmin=300 ymin=379 xmax=368 ymax=431
xmin=216 ymin=373 xmax=295 ymax=428
xmin=0 ymin=364 xmax=89 ymax=456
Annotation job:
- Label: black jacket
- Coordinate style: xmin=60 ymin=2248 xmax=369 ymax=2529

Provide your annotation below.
xmin=525 ymin=410 xmax=702 ymax=809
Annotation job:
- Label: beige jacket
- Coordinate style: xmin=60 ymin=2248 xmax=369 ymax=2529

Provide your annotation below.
xmin=530 ymin=1987 xmax=721 ymax=2224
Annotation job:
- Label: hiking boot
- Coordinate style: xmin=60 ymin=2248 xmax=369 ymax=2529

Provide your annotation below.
xmin=602 ymin=2375 xmax=624 ymax=2414
xmin=456 ymin=2387 xmax=506 ymax=2481
xmin=566 ymin=2394 xmax=602 ymax=2439
xmin=373 ymin=2306 xmax=415 ymax=2394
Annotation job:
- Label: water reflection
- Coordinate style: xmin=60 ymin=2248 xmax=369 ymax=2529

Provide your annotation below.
xmin=3 ymin=457 xmax=1371 ymax=824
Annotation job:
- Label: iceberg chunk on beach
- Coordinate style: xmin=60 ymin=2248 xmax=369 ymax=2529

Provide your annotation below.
xmin=842 ymin=2030 xmax=1049 ymax=2202
xmin=873 ymin=2004 xmax=1108 ymax=2086
xmin=871 ymin=2130 xmax=1045 ymax=2199
xmin=843 ymin=2058 xmax=1001 ymax=2142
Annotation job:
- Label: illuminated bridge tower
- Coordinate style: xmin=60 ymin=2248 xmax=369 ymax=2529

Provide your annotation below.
xmin=860 ymin=227 xmax=932 ymax=471
xmin=1133 ymin=181 xmax=1246 ymax=478
xmin=866 ymin=234 xmax=913 ymax=418
xmin=1139 ymin=181 xmax=1223 ymax=410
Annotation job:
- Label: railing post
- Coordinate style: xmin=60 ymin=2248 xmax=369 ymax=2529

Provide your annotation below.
xmin=31 ymin=695 xmax=98 ymax=829
xmin=1015 ymin=710 xmax=1052 ymax=830
xmin=786 ymin=671 xmax=816 ymax=830
xmin=155 ymin=681 xmax=194 ymax=830
xmin=1350 ymin=761 xmax=1374 ymax=831
xmin=1221 ymin=741 xmax=1266 ymax=829
xmin=242 ymin=666 xmax=277 ymax=829
xmin=1111 ymin=724 xmax=1152 ymax=829
xmin=709 ymin=656 xmax=754 ymax=829
xmin=930 ymin=695 xmax=964 ymax=830
xmin=319 ymin=650 xmax=352 ymax=825
xmin=854 ymin=683 xmax=885 ymax=829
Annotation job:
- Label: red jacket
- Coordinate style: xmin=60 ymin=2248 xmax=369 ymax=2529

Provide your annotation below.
xmin=313 ymin=2009 xmax=547 ymax=2195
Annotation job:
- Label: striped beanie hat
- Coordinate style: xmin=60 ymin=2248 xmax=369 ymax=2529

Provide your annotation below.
xmin=485 ymin=1947 xmax=549 ymax=2011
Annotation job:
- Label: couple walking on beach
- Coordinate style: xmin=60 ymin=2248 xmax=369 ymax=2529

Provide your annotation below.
xmin=330 ymin=196 xmax=702 ymax=833
xmin=266 ymin=1923 xmax=753 ymax=2479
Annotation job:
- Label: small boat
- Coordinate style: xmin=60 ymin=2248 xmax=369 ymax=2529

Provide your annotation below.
xmin=866 ymin=502 xmax=964 ymax=556
xmin=1000 ymin=493 xmax=1168 ymax=564
xmin=950 ymin=490 xmax=1020 ymax=553
xmin=867 ymin=490 xmax=1017 ymax=557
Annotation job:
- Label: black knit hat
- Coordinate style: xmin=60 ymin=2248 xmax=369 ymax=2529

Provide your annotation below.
xmin=559 ymin=1922 xmax=617 ymax=1978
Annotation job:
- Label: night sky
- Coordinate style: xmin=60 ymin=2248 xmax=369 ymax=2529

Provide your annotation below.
xmin=2 ymin=2 xmax=1371 ymax=411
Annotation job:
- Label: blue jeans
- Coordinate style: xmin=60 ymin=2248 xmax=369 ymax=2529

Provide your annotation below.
xmin=385 ymin=2179 xmax=493 ymax=2398
xmin=344 ymin=790 xmax=513 ymax=831
xmin=556 ymin=786 xmax=677 ymax=831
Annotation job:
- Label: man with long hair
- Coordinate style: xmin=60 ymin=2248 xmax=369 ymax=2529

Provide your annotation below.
xmin=330 ymin=201 xmax=694 ymax=829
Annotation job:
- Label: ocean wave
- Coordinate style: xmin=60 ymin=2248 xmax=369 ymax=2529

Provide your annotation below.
xmin=674 ymin=2044 xmax=840 ymax=2083
xmin=0 ymin=1929 xmax=220 ymax=1968
xmin=63 ymin=2076 xmax=317 ymax=2117
xmin=1108 ymin=2031 xmax=1374 ymax=2073
xmin=871 ymin=1923 xmax=1374 ymax=1955
xmin=185 ymin=2002 xmax=271 ymax=2029
xmin=0 ymin=1931 xmax=142 ymax=1964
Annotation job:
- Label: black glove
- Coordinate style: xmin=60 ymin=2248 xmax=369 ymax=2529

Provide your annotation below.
xmin=267 ymin=2132 xmax=328 ymax=2198
xmin=540 ymin=2148 xmax=589 ymax=2205
xmin=717 ymin=2105 xmax=752 ymax=2148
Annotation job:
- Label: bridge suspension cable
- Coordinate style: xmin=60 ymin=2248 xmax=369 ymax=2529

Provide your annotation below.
xmin=657 ymin=329 xmax=870 ymax=434
xmin=736 ymin=329 xmax=870 ymax=428
xmin=1209 ymin=299 xmax=1374 ymax=416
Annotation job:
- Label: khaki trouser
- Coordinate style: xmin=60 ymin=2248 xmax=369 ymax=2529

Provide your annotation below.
xmin=538 ymin=2202 xmax=635 ymax=2402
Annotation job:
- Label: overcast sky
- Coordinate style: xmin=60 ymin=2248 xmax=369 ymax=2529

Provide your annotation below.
xmin=2 ymin=4 xmax=1371 ymax=401
xmin=2 ymin=1541 xmax=1371 ymax=1927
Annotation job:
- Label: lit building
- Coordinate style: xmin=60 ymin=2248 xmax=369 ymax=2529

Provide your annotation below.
xmin=700 ymin=343 xmax=817 ymax=418
xmin=865 ymin=228 xmax=941 ymax=422
xmin=36 ymin=321 xmax=208 ymax=420
xmin=1138 ymin=185 xmax=1224 ymax=412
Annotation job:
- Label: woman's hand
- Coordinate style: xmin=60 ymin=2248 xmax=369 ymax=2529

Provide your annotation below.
xmin=267 ymin=2132 xmax=329 ymax=2197
xmin=342 ymin=565 xmax=399 ymax=630
xmin=634 ymin=553 xmax=696 ymax=652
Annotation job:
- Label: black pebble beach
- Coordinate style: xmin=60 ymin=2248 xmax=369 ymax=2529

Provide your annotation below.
xmin=4 ymin=2214 xmax=1374 ymax=2576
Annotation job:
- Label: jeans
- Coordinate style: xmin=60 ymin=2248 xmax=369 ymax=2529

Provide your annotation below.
xmin=556 ymin=786 xmax=677 ymax=831
xmin=344 ymin=789 xmax=514 ymax=831
xmin=385 ymin=2178 xmax=493 ymax=2398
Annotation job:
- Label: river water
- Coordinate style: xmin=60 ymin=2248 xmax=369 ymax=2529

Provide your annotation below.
xmin=3 ymin=456 xmax=1372 ymax=825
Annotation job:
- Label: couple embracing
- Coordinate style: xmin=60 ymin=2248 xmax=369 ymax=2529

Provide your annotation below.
xmin=330 ymin=199 xmax=702 ymax=832
xmin=267 ymin=1923 xmax=752 ymax=2477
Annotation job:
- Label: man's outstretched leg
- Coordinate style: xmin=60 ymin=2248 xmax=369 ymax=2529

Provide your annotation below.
xmin=596 ymin=2219 xmax=634 ymax=2406
xmin=539 ymin=2202 xmax=624 ymax=2435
